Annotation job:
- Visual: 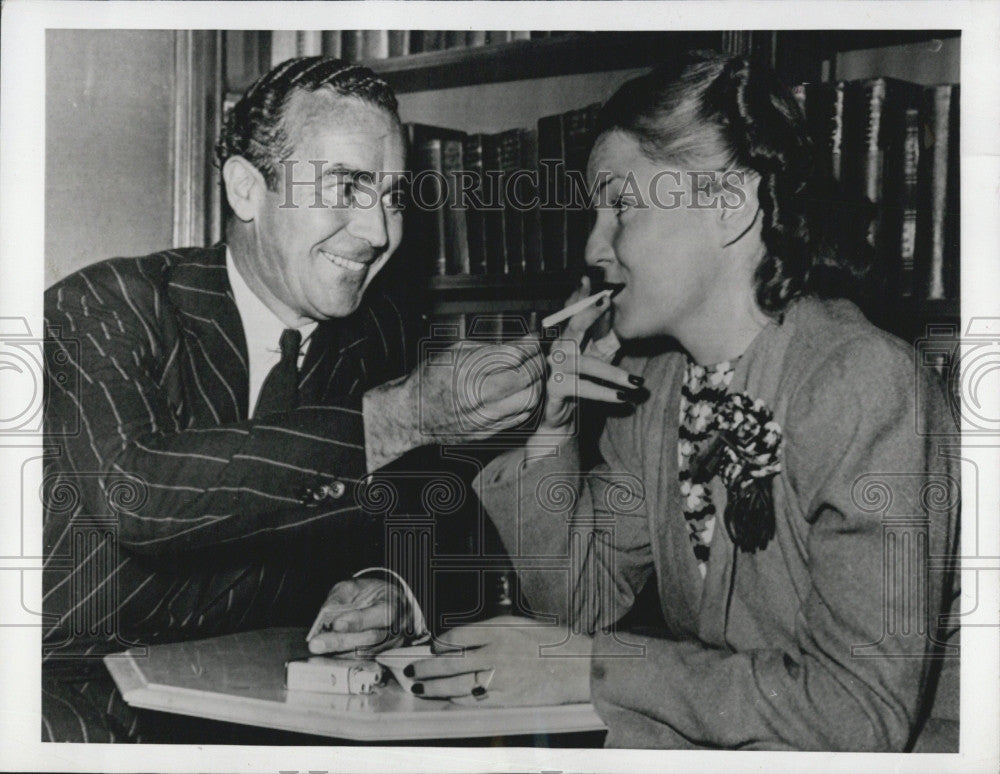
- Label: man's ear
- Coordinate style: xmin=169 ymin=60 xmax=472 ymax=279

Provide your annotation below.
xmin=719 ymin=169 xmax=762 ymax=248
xmin=222 ymin=156 xmax=266 ymax=222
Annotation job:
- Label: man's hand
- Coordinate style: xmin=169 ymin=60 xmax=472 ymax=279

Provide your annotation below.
xmin=404 ymin=616 xmax=592 ymax=707
xmin=306 ymin=578 xmax=406 ymax=655
xmin=364 ymin=337 xmax=546 ymax=470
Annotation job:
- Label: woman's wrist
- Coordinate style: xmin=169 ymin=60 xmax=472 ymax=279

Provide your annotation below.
xmin=525 ymin=419 xmax=577 ymax=455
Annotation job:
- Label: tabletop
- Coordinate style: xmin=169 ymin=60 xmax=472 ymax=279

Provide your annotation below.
xmin=104 ymin=627 xmax=605 ymax=741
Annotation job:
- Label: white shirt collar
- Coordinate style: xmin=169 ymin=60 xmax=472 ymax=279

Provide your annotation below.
xmin=226 ymin=247 xmax=317 ymax=415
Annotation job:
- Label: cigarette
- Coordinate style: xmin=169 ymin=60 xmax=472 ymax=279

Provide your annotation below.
xmin=541 ymin=289 xmax=614 ymax=328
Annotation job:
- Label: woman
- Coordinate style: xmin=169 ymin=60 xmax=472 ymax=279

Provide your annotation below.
xmin=402 ymin=51 xmax=960 ymax=752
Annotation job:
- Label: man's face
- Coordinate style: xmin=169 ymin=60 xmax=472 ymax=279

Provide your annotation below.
xmin=246 ymin=91 xmax=407 ymax=323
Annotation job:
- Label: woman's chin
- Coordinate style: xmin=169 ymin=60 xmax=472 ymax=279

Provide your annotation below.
xmin=611 ymin=314 xmax=645 ymax=341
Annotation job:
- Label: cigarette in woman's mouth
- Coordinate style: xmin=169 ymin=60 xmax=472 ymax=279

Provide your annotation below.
xmin=542 ymin=287 xmax=620 ymax=328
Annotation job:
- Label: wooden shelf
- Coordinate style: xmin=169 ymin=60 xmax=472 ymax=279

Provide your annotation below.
xmin=904 ymin=298 xmax=960 ymax=319
xmin=427 ymin=272 xmax=575 ymax=294
xmin=363 ymin=30 xmax=960 ymax=93
xmin=867 ymin=297 xmax=960 ymax=342
xmin=424 ymin=273 xmax=577 ymax=316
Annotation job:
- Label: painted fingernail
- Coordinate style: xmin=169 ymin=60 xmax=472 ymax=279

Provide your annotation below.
xmin=411 ymin=683 xmax=424 ymax=695
xmin=628 ymin=375 xmax=644 ymax=387
xmin=472 ymin=686 xmax=487 ymax=697
xmin=616 ymin=390 xmax=626 ymax=401
xmin=403 ymin=664 xmax=415 ymax=678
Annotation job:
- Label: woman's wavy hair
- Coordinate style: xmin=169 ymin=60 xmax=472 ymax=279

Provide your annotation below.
xmin=215 ymin=56 xmax=400 ymax=191
xmin=596 ymin=50 xmax=873 ymax=315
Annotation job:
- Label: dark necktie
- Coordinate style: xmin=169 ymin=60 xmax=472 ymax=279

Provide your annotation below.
xmin=253 ymin=328 xmax=301 ymax=417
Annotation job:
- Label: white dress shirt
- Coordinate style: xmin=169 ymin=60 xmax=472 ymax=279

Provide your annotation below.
xmin=226 ymin=248 xmax=317 ymax=417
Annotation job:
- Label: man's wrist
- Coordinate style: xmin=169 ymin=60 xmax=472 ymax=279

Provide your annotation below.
xmin=363 ymin=373 xmax=419 ymax=472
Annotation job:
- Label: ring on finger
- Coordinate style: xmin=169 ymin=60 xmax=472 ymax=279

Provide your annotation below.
xmin=473 ymin=667 xmax=496 ymax=695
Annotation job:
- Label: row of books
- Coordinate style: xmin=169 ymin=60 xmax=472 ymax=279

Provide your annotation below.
xmin=404 ymin=77 xmax=959 ymax=303
xmin=403 ymin=103 xmax=601 ymax=279
xmin=792 ymin=78 xmax=960 ymax=301
xmin=270 ymin=30 xmax=559 ymax=65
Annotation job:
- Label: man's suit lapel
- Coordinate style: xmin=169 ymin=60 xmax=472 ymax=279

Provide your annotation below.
xmin=300 ymin=310 xmax=370 ymax=405
xmin=165 ymin=243 xmax=250 ymax=422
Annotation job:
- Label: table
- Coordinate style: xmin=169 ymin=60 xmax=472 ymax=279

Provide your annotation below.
xmin=104 ymin=627 xmax=606 ymax=742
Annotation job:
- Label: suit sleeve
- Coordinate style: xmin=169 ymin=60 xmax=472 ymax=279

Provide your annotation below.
xmin=475 ymin=407 xmax=655 ymax=629
xmin=44 ymin=272 xmax=412 ymax=554
xmin=589 ymin=338 xmax=960 ymax=751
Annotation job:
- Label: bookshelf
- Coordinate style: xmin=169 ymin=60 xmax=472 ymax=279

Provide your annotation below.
xmin=220 ymin=29 xmax=961 ymax=342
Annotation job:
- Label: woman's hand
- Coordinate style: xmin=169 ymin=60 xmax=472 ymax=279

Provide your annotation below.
xmin=404 ymin=616 xmax=592 ymax=707
xmin=539 ymin=276 xmax=642 ymax=435
xmin=306 ymin=578 xmax=407 ymax=655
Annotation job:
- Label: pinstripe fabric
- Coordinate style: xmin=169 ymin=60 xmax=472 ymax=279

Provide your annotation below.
xmin=42 ymin=243 xmax=414 ymax=740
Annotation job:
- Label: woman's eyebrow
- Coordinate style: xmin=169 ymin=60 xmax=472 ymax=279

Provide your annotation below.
xmin=590 ymin=174 xmax=621 ymax=206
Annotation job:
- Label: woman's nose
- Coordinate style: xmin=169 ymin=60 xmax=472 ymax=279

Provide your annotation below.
xmin=584 ymin=219 xmax=616 ymax=270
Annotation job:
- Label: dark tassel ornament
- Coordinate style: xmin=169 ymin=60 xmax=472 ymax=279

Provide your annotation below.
xmin=723 ymin=478 xmax=776 ymax=554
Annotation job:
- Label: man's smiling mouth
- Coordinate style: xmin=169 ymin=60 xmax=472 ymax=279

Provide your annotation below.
xmin=321 ymin=250 xmax=368 ymax=272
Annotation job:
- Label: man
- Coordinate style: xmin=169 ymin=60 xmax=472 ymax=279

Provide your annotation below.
xmin=41 ymin=57 xmax=542 ymax=741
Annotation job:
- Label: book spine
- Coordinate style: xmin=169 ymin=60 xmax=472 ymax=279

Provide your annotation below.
xmin=915 ymin=85 xmax=955 ymax=301
xmin=270 ymin=31 xmax=299 ymax=66
xmin=898 ymin=106 xmax=921 ymax=298
xmin=462 ymin=135 xmax=489 ymax=275
xmin=944 ymin=85 xmax=960 ymax=301
xmin=483 ymin=134 xmax=507 ymax=275
xmin=862 ymin=79 xmax=886 ymax=207
xmin=519 ymin=128 xmax=543 ymax=273
xmin=441 ymin=138 xmax=471 ymax=274
xmin=341 ymin=30 xmax=364 ymax=62
xmin=875 ymin=80 xmax=922 ymax=300
xmin=411 ymin=134 xmax=447 ymax=277
xmin=388 ymin=31 xmax=410 ymax=58
xmin=321 ymin=31 xmax=343 ymax=58
xmin=537 ymin=113 xmax=566 ymax=271
xmin=298 ymin=31 xmax=323 ymax=57
xmin=362 ymin=30 xmax=390 ymax=60
xmin=498 ymin=130 xmax=526 ymax=274
xmin=830 ymin=81 xmax=845 ymax=182
xmin=840 ymin=80 xmax=877 ymax=211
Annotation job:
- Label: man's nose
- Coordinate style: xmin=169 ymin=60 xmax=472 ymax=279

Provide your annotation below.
xmin=347 ymin=198 xmax=389 ymax=250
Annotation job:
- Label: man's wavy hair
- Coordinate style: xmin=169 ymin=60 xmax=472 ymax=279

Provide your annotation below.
xmin=215 ymin=56 xmax=400 ymax=191
xmin=596 ymin=50 xmax=873 ymax=316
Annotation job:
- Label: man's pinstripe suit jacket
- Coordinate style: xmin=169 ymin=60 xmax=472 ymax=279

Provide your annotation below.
xmin=42 ymin=243 xmax=415 ymax=658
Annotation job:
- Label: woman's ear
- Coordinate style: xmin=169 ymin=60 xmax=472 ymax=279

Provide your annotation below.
xmin=222 ymin=156 xmax=266 ymax=223
xmin=719 ymin=170 xmax=762 ymax=248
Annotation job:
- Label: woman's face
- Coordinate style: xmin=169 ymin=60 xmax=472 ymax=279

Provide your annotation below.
xmin=584 ymin=130 xmax=752 ymax=343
